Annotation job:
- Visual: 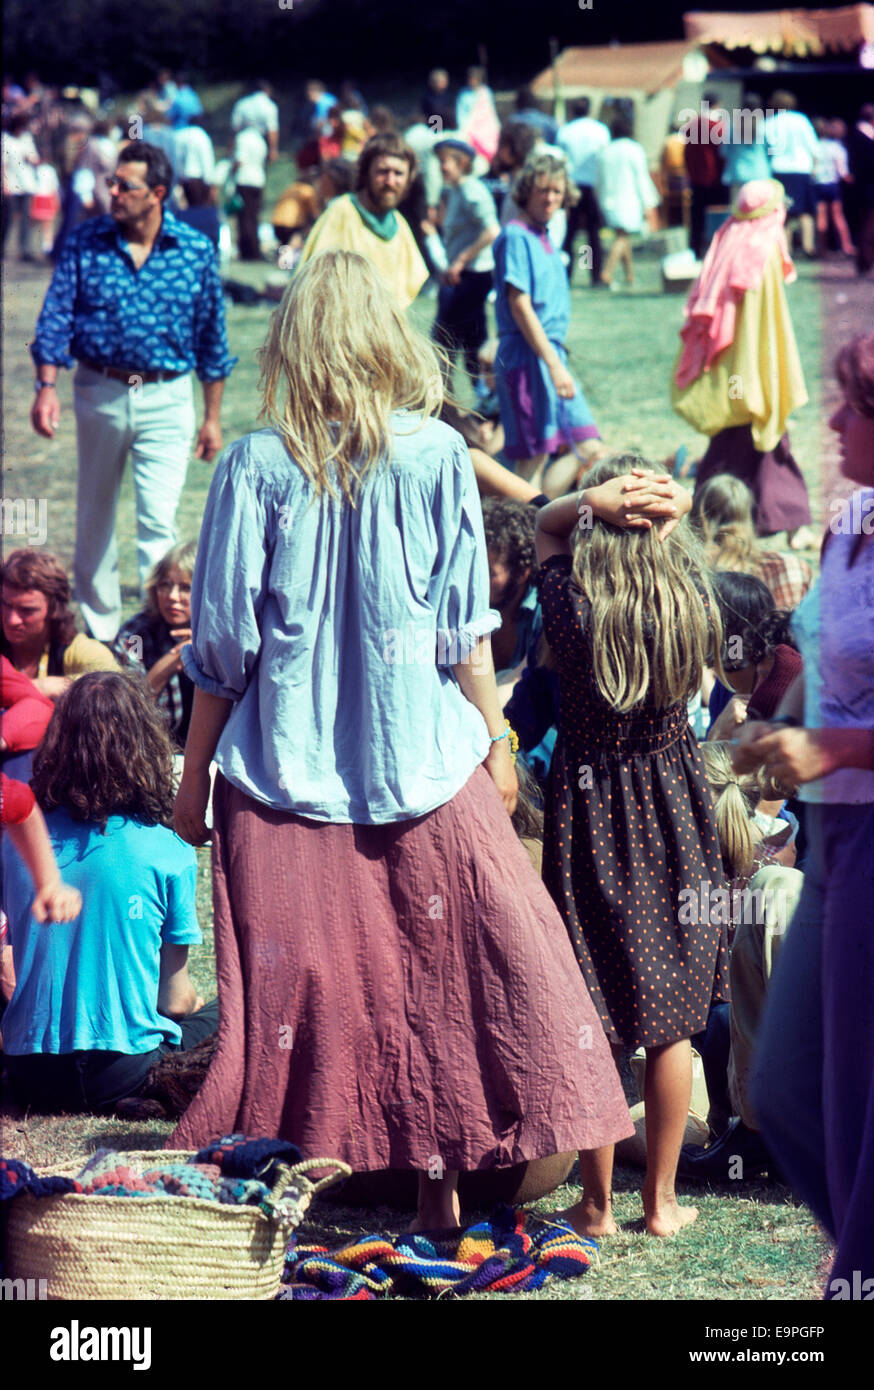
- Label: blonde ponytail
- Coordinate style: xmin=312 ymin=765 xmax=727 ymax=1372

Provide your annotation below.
xmin=700 ymin=742 xmax=760 ymax=880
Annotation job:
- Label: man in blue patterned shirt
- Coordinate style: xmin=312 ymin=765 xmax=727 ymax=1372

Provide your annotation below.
xmin=30 ymin=142 xmax=237 ymax=640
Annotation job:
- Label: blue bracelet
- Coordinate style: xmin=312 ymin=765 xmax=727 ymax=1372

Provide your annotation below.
xmin=489 ymin=728 xmax=510 ymax=744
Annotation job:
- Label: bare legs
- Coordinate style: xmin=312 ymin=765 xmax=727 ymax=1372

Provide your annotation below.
xmin=514 ymin=452 xmax=550 ymax=492
xmin=515 ymin=443 xmax=606 ymax=499
xmin=561 ymin=1038 xmax=699 ymax=1238
xmin=787 ymin=212 xmax=816 ymax=257
xmin=642 ymin=1038 xmax=698 ymax=1235
xmin=409 ymin=1169 xmax=461 ymax=1232
xmin=600 ymin=230 xmax=633 ymax=289
xmin=815 ymin=199 xmax=854 ymax=256
xmin=569 ymin=1143 xmax=619 ymax=1235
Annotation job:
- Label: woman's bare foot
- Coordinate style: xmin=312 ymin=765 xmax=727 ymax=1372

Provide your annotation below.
xmin=409 ymin=1172 xmax=461 ymax=1233
xmin=554 ymin=1196 xmax=618 ymax=1238
xmin=643 ymin=1189 xmax=698 ymax=1237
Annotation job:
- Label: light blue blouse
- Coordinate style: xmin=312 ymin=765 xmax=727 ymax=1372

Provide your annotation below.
xmin=183 ymin=415 xmax=501 ymax=823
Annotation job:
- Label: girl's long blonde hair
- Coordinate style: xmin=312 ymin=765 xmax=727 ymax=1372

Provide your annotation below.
xmin=700 ymin=741 xmax=760 ymax=881
xmin=258 ymin=249 xmax=443 ymax=503
xmin=572 ymin=455 xmax=721 ymax=712
xmin=689 ymin=473 xmax=759 ymax=573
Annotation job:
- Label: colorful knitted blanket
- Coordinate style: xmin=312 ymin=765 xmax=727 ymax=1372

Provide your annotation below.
xmin=279 ymin=1204 xmax=597 ymax=1299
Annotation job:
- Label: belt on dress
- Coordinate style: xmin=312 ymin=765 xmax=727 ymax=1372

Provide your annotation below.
xmin=79 ymin=359 xmax=187 ymax=384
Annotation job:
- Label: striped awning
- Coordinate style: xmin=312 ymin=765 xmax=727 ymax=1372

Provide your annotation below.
xmin=683 ymin=5 xmax=874 ymax=58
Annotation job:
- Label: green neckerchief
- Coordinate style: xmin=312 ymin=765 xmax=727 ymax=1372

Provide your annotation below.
xmin=350 ymin=194 xmax=399 ymax=241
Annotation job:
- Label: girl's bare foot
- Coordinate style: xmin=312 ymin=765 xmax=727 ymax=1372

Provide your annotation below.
xmin=643 ymin=1189 xmax=698 ymax=1237
xmin=554 ymin=1196 xmax=618 ymax=1238
xmin=409 ymin=1173 xmax=461 ymax=1233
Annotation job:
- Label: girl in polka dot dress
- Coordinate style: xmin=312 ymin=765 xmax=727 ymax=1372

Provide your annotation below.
xmin=535 ymin=456 xmax=728 ymax=1237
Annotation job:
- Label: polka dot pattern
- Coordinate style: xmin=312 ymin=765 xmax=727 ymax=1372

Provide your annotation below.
xmin=536 ymin=554 xmax=729 ymax=1050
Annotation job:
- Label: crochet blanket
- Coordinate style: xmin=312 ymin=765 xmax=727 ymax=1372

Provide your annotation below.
xmin=0 ymin=1135 xmax=301 ymax=1207
xmin=279 ymin=1205 xmax=597 ymax=1299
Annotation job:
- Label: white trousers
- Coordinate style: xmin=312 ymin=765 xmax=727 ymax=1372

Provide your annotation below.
xmin=72 ymin=364 xmax=196 ymax=640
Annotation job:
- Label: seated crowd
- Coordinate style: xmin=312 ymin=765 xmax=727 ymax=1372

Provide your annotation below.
xmin=0 ymin=281 xmax=871 ymax=1283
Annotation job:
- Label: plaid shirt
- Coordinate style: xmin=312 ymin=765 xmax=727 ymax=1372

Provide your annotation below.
xmin=754 ymin=550 xmax=814 ymax=612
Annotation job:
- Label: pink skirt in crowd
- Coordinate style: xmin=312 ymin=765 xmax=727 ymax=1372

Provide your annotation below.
xmin=169 ymin=767 xmax=633 ymax=1170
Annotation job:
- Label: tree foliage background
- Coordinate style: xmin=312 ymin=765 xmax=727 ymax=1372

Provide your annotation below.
xmin=5 ymin=0 xmax=844 ymax=90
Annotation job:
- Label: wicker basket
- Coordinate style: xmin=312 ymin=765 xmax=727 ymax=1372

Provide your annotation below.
xmin=5 ymin=1151 xmax=350 ymax=1300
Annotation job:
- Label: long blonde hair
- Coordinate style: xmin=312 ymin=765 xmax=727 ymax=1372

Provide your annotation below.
xmin=572 ymin=456 xmax=721 ymax=712
xmin=690 ymin=474 xmax=759 ymax=573
xmin=700 ymin=741 xmax=760 ymax=880
xmin=258 ymin=250 xmax=443 ymax=503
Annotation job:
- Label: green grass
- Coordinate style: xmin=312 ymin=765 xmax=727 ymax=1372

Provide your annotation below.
xmin=3 ymin=178 xmax=865 ymax=1299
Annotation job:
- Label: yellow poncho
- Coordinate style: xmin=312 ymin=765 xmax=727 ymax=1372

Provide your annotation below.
xmin=299 ymin=194 xmax=428 ymax=309
xmin=671 ymin=242 xmax=808 ymax=453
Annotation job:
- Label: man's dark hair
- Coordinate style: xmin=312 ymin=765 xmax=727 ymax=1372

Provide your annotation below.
xmin=572 ymin=97 xmax=591 ymax=119
xmin=481 ymin=498 xmax=538 ymax=580
xmin=516 ymin=86 xmax=538 ymax=111
xmin=355 ymin=133 xmax=416 ymax=192
xmin=117 ymin=141 xmax=173 ymax=194
xmin=611 ymin=112 xmax=634 ymax=140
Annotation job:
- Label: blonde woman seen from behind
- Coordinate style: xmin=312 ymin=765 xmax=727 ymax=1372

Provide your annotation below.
xmin=170 ymin=250 xmax=634 ymax=1231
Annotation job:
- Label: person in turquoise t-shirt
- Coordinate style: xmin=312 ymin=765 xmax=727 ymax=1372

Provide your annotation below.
xmin=1 ymin=671 xmax=217 ymax=1113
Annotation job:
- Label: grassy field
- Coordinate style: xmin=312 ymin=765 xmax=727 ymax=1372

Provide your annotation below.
xmin=2 ymin=189 xmax=870 ymax=1300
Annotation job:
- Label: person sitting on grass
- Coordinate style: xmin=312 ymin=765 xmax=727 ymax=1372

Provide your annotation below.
xmin=679 ymin=741 xmax=804 ymax=1182
xmin=0 ymin=671 xmax=217 ymax=1114
xmin=1 ymin=548 xmax=118 ymax=700
xmin=112 ymin=540 xmax=196 ymax=752
xmin=482 ymin=497 xmax=541 ymax=691
xmin=691 ymin=473 xmax=813 ymax=611
xmin=706 ymin=570 xmax=802 ymax=744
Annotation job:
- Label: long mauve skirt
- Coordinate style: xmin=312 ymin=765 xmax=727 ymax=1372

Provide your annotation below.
xmin=169 ymin=767 xmax=633 ymax=1170
xmin=694 ymin=425 xmax=812 ymax=536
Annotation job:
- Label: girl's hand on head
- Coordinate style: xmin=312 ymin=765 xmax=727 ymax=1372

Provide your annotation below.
xmin=585 ymin=474 xmax=679 ymax=531
xmin=625 ymin=470 xmax=692 ymax=540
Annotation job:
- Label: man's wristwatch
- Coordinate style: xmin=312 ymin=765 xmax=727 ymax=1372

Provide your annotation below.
xmin=34 ymin=380 xmax=56 ymax=393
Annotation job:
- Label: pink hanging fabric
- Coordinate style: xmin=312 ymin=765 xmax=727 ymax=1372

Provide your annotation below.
xmin=674 ymin=179 xmax=796 ymax=390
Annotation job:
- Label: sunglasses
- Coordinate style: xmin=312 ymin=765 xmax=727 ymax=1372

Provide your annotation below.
xmin=105 ymin=175 xmax=150 ymax=193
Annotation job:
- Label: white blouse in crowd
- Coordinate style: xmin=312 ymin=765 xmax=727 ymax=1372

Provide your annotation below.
xmin=594 ymin=137 xmax=660 ymax=234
